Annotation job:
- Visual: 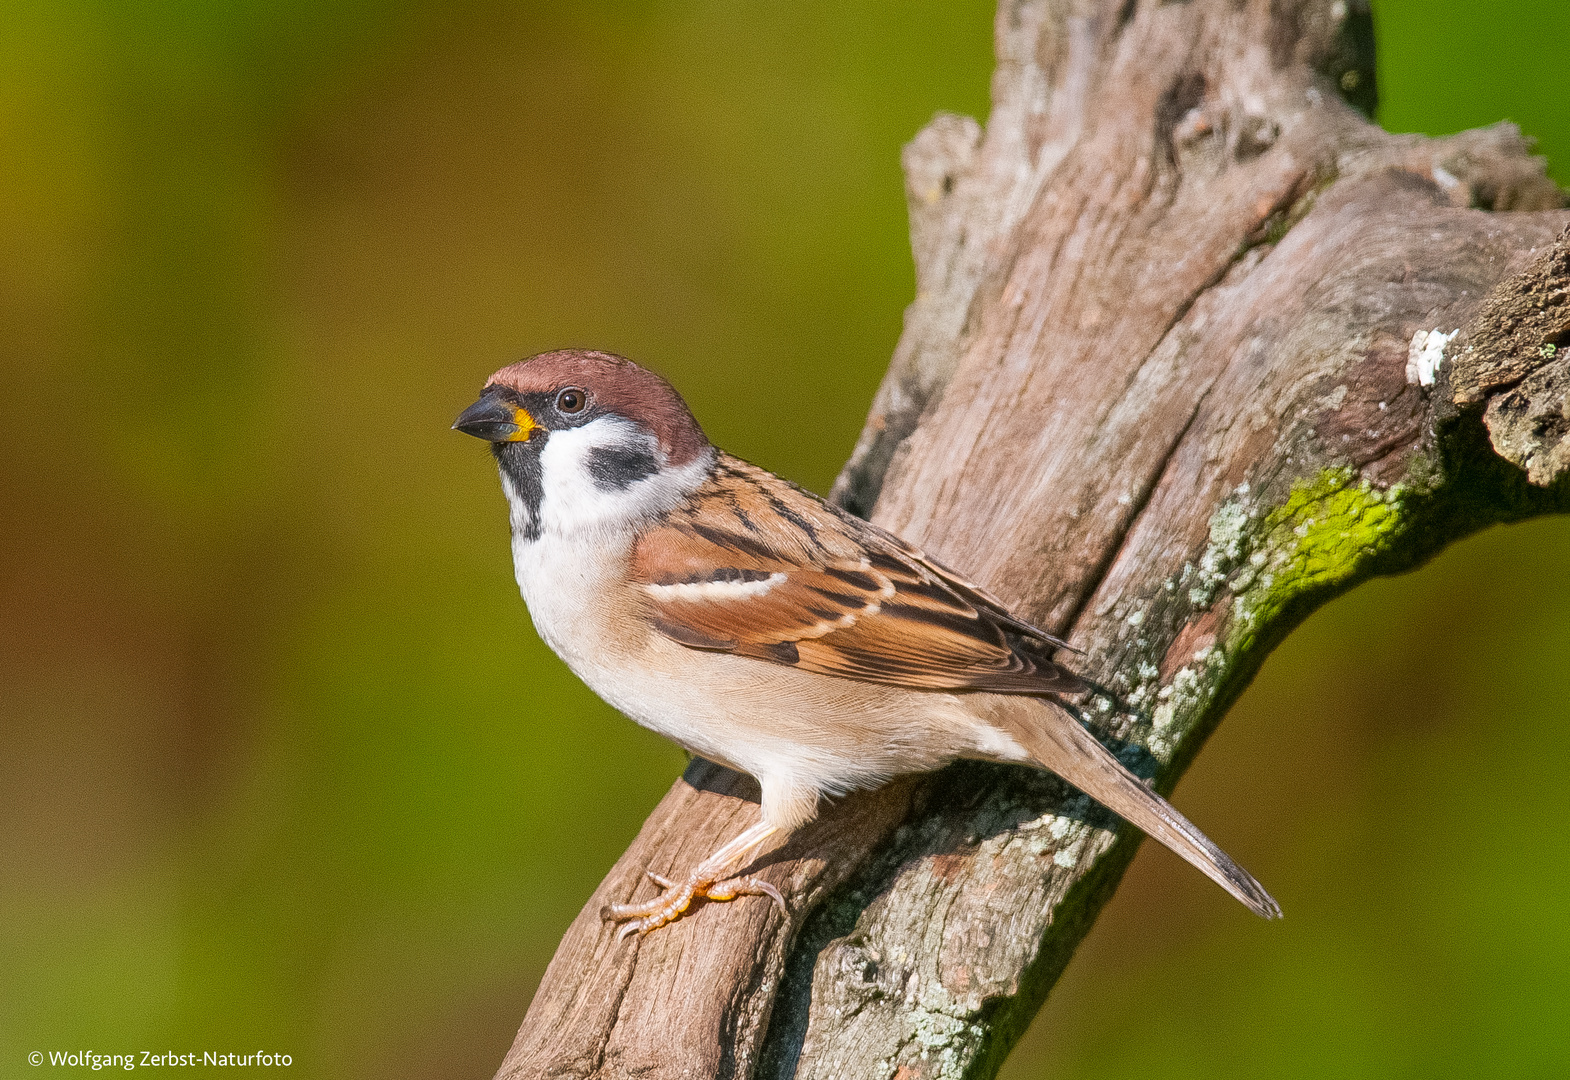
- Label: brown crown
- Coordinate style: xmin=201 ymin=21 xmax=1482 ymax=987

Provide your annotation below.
xmin=485 ymin=349 xmax=710 ymax=466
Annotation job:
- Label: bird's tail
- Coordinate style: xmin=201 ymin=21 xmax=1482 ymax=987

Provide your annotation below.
xmin=997 ymin=699 xmax=1281 ymax=918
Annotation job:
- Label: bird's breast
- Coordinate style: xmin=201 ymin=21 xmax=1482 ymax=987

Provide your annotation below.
xmin=509 ymin=530 xmax=638 ymax=668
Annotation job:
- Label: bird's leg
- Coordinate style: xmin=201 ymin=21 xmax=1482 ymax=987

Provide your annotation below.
xmin=602 ymin=820 xmax=783 ymax=938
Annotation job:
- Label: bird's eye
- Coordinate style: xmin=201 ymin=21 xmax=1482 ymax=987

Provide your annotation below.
xmin=556 ymin=388 xmax=587 ymax=414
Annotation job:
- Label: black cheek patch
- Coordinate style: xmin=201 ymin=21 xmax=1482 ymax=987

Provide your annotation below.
xmin=585 ymin=445 xmax=660 ymax=490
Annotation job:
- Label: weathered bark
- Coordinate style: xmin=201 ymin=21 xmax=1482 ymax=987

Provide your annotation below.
xmin=496 ymin=2 xmax=1569 ymax=1077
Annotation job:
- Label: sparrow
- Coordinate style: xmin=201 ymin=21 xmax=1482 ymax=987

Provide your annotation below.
xmin=454 ymin=349 xmax=1280 ymax=936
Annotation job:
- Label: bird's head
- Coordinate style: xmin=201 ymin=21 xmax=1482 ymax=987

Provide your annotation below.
xmin=454 ymin=349 xmax=713 ymax=539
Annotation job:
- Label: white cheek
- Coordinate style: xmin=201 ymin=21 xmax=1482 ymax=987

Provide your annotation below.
xmin=536 ymin=418 xmax=712 ymax=537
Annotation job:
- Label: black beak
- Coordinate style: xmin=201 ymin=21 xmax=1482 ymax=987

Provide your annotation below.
xmin=453 ymin=392 xmax=532 ymax=442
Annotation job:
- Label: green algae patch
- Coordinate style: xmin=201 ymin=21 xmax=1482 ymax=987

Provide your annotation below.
xmin=1135 ymin=469 xmax=1412 ymax=765
xmin=1228 ymin=468 xmax=1407 ymax=655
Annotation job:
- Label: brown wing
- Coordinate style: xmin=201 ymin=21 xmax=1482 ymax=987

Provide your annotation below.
xmin=632 ymin=454 xmax=1085 ymax=696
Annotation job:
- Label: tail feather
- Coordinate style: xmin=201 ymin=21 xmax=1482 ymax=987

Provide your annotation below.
xmin=1000 ymin=702 xmax=1282 ymax=919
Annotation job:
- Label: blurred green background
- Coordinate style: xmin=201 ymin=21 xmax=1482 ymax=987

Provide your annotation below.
xmin=0 ymin=1 xmax=1565 ymax=1077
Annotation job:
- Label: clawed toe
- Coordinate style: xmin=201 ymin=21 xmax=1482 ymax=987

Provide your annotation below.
xmin=617 ymin=917 xmax=652 ymax=941
xmin=603 ymin=867 xmax=787 ymax=938
xmin=706 ymin=874 xmax=786 ymax=914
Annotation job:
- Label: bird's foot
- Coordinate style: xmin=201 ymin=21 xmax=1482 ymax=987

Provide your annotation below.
xmin=602 ymin=869 xmax=785 ymax=939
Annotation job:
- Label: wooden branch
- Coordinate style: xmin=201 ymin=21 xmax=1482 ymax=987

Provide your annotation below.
xmin=496 ymin=2 xmax=1568 ymax=1077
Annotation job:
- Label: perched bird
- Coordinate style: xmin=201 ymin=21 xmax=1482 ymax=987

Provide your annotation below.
xmin=454 ymin=349 xmax=1280 ymax=936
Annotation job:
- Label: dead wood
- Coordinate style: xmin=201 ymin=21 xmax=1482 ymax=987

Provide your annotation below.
xmin=495 ymin=2 xmax=1568 ymax=1077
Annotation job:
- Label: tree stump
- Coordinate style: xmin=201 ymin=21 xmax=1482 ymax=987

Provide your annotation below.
xmin=495 ymin=1 xmax=1569 ymax=1077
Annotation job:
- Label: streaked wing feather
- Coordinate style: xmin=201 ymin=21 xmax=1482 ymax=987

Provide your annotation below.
xmin=632 ymin=454 xmax=1085 ymax=696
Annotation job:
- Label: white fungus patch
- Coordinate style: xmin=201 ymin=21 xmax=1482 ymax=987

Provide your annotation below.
xmin=1406 ymin=328 xmax=1456 ymax=387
